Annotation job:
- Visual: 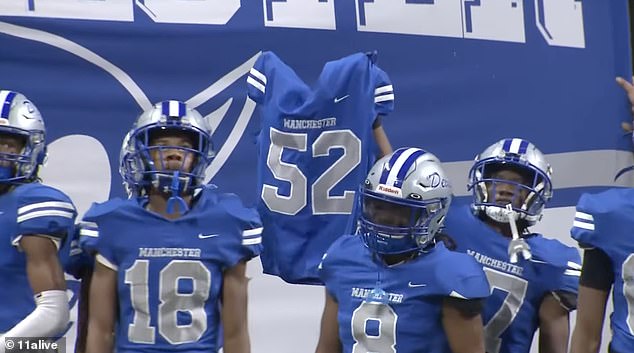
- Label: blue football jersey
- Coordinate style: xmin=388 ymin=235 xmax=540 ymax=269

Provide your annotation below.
xmin=319 ymin=235 xmax=490 ymax=353
xmin=247 ymin=51 xmax=394 ymax=284
xmin=0 ymin=183 xmax=77 ymax=332
xmin=444 ymin=203 xmax=581 ymax=353
xmin=79 ymin=186 xmax=262 ymax=353
xmin=60 ymin=224 xmax=93 ymax=279
xmin=571 ymin=188 xmax=634 ymax=353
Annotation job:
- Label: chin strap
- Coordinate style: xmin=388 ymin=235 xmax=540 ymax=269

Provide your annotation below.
xmin=166 ymin=171 xmax=189 ymax=214
xmin=506 ymin=204 xmax=531 ymax=263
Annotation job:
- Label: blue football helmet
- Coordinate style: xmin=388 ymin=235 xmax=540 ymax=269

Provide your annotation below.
xmin=0 ymin=90 xmax=46 ymax=183
xmin=359 ymin=147 xmax=453 ymax=255
xmin=468 ymin=138 xmax=553 ymax=226
xmin=120 ymin=100 xmax=215 ymax=205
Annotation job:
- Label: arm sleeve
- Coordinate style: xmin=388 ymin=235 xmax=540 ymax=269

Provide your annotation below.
xmin=373 ymin=67 xmax=394 ymax=116
xmin=443 ymin=297 xmax=485 ymax=318
xmin=13 ymin=186 xmax=77 ymax=249
xmin=579 ymin=247 xmax=615 ymax=291
xmin=246 ymin=52 xmax=271 ymax=104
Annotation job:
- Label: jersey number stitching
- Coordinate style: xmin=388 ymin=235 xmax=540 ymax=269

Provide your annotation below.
xmin=124 ymin=259 xmax=211 ymax=345
xmin=262 ymin=128 xmax=362 ymax=215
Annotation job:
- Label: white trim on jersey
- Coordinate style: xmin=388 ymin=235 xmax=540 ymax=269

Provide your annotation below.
xmin=243 ymin=227 xmax=263 ymax=237
xmin=242 ymin=237 xmax=262 ymax=246
xmin=449 ymin=290 xmax=467 ymax=299
xmin=375 ymin=94 xmax=394 ymax=103
xmin=11 ymin=234 xmax=61 ymax=250
xmin=249 ymin=67 xmax=267 ymax=84
xmin=17 ymin=210 xmax=75 ymax=223
xmin=574 ymin=211 xmax=594 ymax=222
xmin=374 ymin=84 xmax=393 ymax=95
xmin=96 ymin=254 xmax=118 ymax=271
xmin=18 ymin=201 xmax=75 ymax=215
xmin=247 ymin=76 xmax=265 ymax=94
xmin=79 ymin=229 xmax=99 ymax=238
xmin=572 ymin=220 xmax=595 ymax=231
xmin=564 ymin=269 xmax=581 ymax=276
xmin=567 ymin=261 xmax=582 ymax=270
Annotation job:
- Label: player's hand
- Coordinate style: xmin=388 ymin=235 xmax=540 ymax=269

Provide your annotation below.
xmin=616 ymin=76 xmax=634 ymax=132
xmin=508 ymin=238 xmax=532 ymax=263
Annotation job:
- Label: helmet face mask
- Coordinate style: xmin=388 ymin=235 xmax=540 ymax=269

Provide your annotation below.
xmin=468 ymin=138 xmax=553 ymax=227
xmin=0 ymin=90 xmax=47 ymax=184
xmin=120 ymin=100 xmax=215 ymax=197
xmin=359 ymin=148 xmax=452 ymax=255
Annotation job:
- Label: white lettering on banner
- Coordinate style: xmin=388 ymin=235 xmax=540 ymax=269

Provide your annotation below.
xmin=0 ymin=0 xmax=585 ymax=48
xmin=356 ymin=0 xmax=463 ymax=39
xmin=0 ymin=0 xmax=133 ymax=22
xmin=462 ymin=0 xmax=525 ymax=44
xmin=535 ymin=0 xmax=585 ymax=48
xmin=137 ymin=0 xmax=241 ymax=25
xmin=356 ymin=0 xmax=585 ymax=48
xmin=263 ymin=0 xmax=336 ymax=30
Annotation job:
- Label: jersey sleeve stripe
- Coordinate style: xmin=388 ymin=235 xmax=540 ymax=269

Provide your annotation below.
xmin=574 ymin=211 xmax=594 ymax=221
xmin=18 ymin=201 xmax=75 ymax=215
xmin=374 ymin=94 xmax=394 ymax=103
xmin=242 ymin=227 xmax=263 ymax=237
xmin=242 ymin=237 xmax=262 ymax=246
xmin=572 ymin=220 xmax=595 ymax=231
xmin=564 ymin=269 xmax=581 ymax=276
xmin=249 ymin=67 xmax=267 ymax=85
xmin=79 ymin=229 xmax=99 ymax=238
xmin=17 ymin=209 xmax=75 ymax=223
xmin=247 ymin=76 xmax=266 ymax=94
xmin=374 ymin=85 xmax=393 ymax=95
xmin=567 ymin=261 xmax=582 ymax=270
xmin=96 ymin=254 xmax=118 ymax=271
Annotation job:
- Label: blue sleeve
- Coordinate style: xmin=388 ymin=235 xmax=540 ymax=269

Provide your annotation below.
xmin=373 ymin=66 xmax=394 ymax=116
xmin=219 ymin=194 xmax=264 ymax=267
xmin=559 ymin=248 xmax=582 ymax=294
xmin=62 ymin=226 xmax=94 ymax=279
xmin=318 ymin=245 xmax=339 ymax=298
xmin=570 ymin=193 xmax=600 ymax=249
xmin=236 ymin=206 xmax=264 ymax=262
xmin=246 ymin=51 xmax=272 ymax=104
xmin=446 ymin=256 xmax=491 ymax=299
xmin=13 ymin=184 xmax=77 ymax=245
xmin=81 ymin=203 xmax=118 ymax=270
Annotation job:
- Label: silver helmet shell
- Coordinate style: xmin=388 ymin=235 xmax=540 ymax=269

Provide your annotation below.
xmin=0 ymin=90 xmax=46 ymax=183
xmin=468 ymin=138 xmax=553 ymax=226
xmin=119 ymin=100 xmax=215 ymax=196
xmin=359 ymin=147 xmax=453 ymax=254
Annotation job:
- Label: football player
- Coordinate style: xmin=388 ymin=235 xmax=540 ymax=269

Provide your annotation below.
xmin=569 ymin=76 xmax=634 ymax=353
xmin=0 ymin=90 xmax=77 ymax=351
xmin=443 ymin=138 xmax=581 ymax=353
xmin=82 ymin=100 xmax=262 ymax=353
xmin=315 ymin=147 xmax=490 ymax=353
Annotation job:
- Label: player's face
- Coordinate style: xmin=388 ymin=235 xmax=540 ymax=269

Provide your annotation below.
xmin=364 ymin=198 xmax=412 ymax=227
xmin=486 ymin=169 xmax=529 ymax=208
xmin=0 ymin=132 xmax=26 ymax=168
xmin=148 ymin=130 xmax=196 ymax=173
